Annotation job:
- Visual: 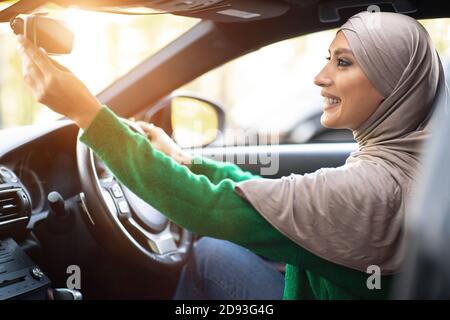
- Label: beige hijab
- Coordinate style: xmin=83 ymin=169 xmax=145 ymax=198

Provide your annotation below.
xmin=235 ymin=11 xmax=442 ymax=274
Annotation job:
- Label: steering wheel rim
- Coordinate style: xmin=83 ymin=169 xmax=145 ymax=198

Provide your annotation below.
xmin=76 ymin=119 xmax=192 ymax=270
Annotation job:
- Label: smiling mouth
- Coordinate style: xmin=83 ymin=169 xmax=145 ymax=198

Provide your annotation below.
xmin=323 ymin=97 xmax=341 ymax=110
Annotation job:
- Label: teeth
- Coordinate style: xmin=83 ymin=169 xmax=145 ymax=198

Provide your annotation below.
xmin=324 ymin=97 xmax=341 ymax=105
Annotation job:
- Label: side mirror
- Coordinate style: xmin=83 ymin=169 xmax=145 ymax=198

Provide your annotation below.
xmin=171 ymin=96 xmax=224 ymax=148
xmin=142 ymin=93 xmax=225 ymax=148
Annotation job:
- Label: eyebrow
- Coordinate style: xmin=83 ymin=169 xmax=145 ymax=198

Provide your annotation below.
xmin=328 ymin=47 xmax=354 ymax=55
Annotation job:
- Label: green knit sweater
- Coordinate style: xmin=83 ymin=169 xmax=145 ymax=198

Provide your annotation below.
xmin=80 ymin=106 xmax=394 ymax=300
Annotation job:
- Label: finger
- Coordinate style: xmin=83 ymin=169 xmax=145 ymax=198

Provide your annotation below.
xmin=137 ymin=121 xmax=157 ymax=140
xmin=17 ymin=35 xmax=55 ymax=74
xmin=17 ymin=47 xmax=47 ymax=101
xmin=18 ymin=46 xmax=44 ymax=85
xmin=136 ymin=121 xmax=155 ymax=132
xmin=21 ymin=66 xmax=42 ymax=99
xmin=21 ymin=62 xmax=45 ymax=100
xmin=23 ymin=71 xmax=38 ymax=91
xmin=25 ymin=64 xmax=43 ymax=85
xmin=137 ymin=121 xmax=155 ymax=129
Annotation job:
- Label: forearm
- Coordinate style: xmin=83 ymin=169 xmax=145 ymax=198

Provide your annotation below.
xmin=188 ymin=155 xmax=261 ymax=184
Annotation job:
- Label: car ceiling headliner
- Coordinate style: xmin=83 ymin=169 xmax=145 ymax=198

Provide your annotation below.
xmin=0 ymin=0 xmax=449 ymax=24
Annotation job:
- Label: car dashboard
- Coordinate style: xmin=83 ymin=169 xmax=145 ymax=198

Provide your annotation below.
xmin=0 ymin=119 xmax=84 ymax=299
xmin=0 ymin=120 xmax=81 ymax=227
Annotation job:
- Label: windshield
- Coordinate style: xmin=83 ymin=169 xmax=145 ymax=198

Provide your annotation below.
xmin=0 ymin=6 xmax=198 ymax=129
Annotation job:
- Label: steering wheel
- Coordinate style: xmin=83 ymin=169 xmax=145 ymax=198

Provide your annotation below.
xmin=76 ymin=119 xmax=193 ymax=270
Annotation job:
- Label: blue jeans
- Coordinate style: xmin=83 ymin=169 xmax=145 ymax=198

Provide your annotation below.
xmin=173 ymin=237 xmax=285 ymax=300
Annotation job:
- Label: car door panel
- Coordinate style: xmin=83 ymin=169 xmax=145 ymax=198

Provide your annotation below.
xmin=196 ymin=143 xmax=357 ymax=178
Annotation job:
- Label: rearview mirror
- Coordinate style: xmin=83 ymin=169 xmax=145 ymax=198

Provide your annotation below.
xmin=10 ymin=14 xmax=74 ymax=55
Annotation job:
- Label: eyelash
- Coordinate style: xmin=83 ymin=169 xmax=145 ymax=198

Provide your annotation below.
xmin=325 ymin=57 xmax=352 ymax=67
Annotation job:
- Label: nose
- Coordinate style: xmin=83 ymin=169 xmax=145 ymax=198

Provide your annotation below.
xmin=313 ymin=66 xmax=333 ymax=87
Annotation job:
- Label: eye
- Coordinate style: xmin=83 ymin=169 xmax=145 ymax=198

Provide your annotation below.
xmin=337 ymin=58 xmax=352 ymax=67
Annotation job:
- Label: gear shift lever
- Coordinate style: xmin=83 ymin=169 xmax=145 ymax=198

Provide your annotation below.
xmin=47 ymin=191 xmax=67 ymax=219
xmin=46 ymin=191 xmax=72 ymax=234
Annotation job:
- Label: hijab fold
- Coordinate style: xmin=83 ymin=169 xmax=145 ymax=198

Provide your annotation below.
xmin=235 ymin=12 xmax=443 ymax=274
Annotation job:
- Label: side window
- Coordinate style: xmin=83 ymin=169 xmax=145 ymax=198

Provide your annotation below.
xmin=181 ymin=29 xmax=338 ymax=146
xmin=181 ymin=18 xmax=450 ymax=146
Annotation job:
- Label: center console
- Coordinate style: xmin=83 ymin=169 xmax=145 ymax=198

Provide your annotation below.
xmin=0 ymin=166 xmax=51 ymax=299
xmin=0 ymin=238 xmax=51 ymax=299
xmin=0 ymin=164 xmax=85 ymax=300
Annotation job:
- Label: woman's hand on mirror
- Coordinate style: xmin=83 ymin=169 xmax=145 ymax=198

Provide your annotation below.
xmin=16 ymin=35 xmax=101 ymax=129
xmin=136 ymin=121 xmax=193 ymax=165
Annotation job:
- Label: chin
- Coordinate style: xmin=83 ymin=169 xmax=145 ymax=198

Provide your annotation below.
xmin=321 ymin=107 xmax=347 ymax=129
xmin=320 ymin=113 xmax=338 ymax=128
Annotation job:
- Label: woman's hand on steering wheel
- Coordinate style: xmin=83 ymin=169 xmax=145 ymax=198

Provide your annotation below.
xmin=136 ymin=121 xmax=193 ymax=166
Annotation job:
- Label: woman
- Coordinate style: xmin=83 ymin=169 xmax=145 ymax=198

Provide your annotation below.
xmin=16 ymin=11 xmax=442 ymax=299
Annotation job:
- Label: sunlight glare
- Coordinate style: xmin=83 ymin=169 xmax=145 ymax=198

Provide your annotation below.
xmin=52 ymin=8 xmax=136 ymax=94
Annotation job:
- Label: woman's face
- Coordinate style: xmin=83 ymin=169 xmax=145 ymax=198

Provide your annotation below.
xmin=314 ymin=31 xmax=384 ymax=130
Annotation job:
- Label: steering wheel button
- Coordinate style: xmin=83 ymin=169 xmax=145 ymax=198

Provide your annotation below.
xmin=118 ymin=200 xmax=130 ymax=214
xmin=111 ymin=184 xmax=123 ymax=198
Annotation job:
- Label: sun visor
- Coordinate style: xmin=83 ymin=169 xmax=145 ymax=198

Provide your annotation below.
xmin=0 ymin=0 xmax=47 ymax=22
xmin=1 ymin=0 xmax=291 ymax=23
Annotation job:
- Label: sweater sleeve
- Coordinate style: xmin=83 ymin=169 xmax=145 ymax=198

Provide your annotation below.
xmin=79 ymin=106 xmax=303 ymax=265
xmin=188 ymin=155 xmax=261 ymax=184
